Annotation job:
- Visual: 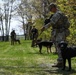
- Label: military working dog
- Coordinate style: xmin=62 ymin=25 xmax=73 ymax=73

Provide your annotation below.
xmin=58 ymin=41 xmax=76 ymax=71
xmin=36 ymin=40 xmax=53 ymax=54
xmin=14 ymin=39 xmax=21 ymax=44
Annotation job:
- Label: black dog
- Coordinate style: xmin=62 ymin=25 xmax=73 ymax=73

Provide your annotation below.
xmin=14 ymin=39 xmax=21 ymax=44
xmin=36 ymin=40 xmax=53 ymax=54
xmin=58 ymin=41 xmax=76 ymax=71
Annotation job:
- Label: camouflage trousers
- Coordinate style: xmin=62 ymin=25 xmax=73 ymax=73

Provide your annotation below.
xmin=11 ymin=39 xmax=15 ymax=45
xmin=51 ymin=29 xmax=66 ymax=63
xmin=31 ymin=34 xmax=38 ymax=47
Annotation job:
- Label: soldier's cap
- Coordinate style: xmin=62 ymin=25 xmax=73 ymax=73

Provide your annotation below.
xmin=49 ymin=3 xmax=57 ymax=10
xmin=12 ymin=29 xmax=15 ymax=32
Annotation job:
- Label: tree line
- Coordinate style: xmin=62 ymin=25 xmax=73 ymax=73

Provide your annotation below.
xmin=0 ymin=0 xmax=76 ymax=44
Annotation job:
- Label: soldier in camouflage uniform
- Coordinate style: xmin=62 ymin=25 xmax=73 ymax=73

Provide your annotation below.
xmin=41 ymin=3 xmax=70 ymax=67
xmin=11 ymin=30 xmax=16 ymax=45
xmin=31 ymin=26 xmax=38 ymax=47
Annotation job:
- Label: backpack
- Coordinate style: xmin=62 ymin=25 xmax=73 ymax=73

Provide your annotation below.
xmin=59 ymin=13 xmax=70 ymax=29
xmin=52 ymin=13 xmax=70 ymax=36
xmin=57 ymin=13 xmax=70 ymax=36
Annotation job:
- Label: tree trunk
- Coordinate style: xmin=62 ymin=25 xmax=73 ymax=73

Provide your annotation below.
xmin=5 ymin=35 xmax=9 ymax=41
xmin=1 ymin=16 xmax=5 ymax=41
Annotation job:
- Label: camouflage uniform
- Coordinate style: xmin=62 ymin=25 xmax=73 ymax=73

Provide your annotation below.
xmin=11 ymin=30 xmax=16 ymax=45
xmin=44 ymin=10 xmax=69 ymax=64
xmin=31 ymin=26 xmax=38 ymax=47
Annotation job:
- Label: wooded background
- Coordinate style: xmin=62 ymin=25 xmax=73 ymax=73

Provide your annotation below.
xmin=0 ymin=0 xmax=76 ymax=45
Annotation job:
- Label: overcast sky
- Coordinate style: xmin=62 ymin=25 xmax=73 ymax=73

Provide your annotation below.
xmin=0 ymin=0 xmax=24 ymax=35
xmin=10 ymin=19 xmax=24 ymax=35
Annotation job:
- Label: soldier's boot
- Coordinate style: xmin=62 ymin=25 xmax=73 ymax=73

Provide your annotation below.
xmin=52 ymin=62 xmax=63 ymax=68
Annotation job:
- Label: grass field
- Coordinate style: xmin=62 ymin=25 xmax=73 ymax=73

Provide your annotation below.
xmin=0 ymin=40 xmax=76 ymax=75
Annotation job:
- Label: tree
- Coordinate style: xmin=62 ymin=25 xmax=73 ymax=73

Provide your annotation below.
xmin=0 ymin=8 xmax=4 ymax=41
xmin=17 ymin=0 xmax=32 ymax=40
xmin=0 ymin=0 xmax=21 ymax=41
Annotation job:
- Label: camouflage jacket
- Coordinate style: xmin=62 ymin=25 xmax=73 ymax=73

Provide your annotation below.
xmin=44 ymin=10 xmax=70 ymax=36
xmin=44 ymin=10 xmax=70 ymax=29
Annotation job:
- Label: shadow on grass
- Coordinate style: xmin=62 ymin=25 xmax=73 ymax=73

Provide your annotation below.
xmin=42 ymin=68 xmax=76 ymax=75
xmin=0 ymin=65 xmax=76 ymax=75
xmin=27 ymin=51 xmax=57 ymax=57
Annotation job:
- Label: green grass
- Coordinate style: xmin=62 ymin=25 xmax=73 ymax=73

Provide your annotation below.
xmin=0 ymin=40 xmax=76 ymax=75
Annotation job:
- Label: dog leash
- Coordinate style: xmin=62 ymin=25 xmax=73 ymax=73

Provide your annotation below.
xmin=36 ymin=31 xmax=43 ymax=40
xmin=39 ymin=31 xmax=43 ymax=36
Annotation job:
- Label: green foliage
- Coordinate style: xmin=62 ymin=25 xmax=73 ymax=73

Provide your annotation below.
xmin=33 ymin=18 xmax=52 ymax=40
xmin=33 ymin=18 xmax=44 ymax=28
xmin=67 ymin=19 xmax=76 ymax=45
xmin=56 ymin=0 xmax=76 ymax=43
xmin=30 ymin=0 xmax=76 ymax=44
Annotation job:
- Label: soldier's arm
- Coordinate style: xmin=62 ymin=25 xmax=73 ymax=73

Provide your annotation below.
xmin=44 ymin=12 xmax=61 ymax=29
xmin=41 ymin=12 xmax=61 ymax=32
